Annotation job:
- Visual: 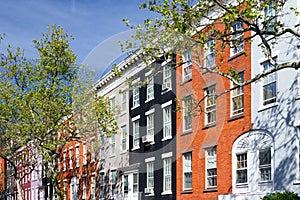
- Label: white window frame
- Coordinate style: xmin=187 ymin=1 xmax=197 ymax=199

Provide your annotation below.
xmin=99 ymin=172 xmax=105 ymax=198
xmin=231 ymin=21 xmax=244 ymax=55
xmin=132 ymin=79 xmax=140 ymax=108
xmin=110 ymin=96 xmax=116 ymax=114
xmin=183 ymin=152 xmax=192 ymax=190
xmin=206 ymin=147 xmax=217 ymax=188
xmin=259 ymin=148 xmax=272 ymax=182
xmin=162 ymin=63 xmax=172 ymax=90
xmin=110 ymin=134 xmax=116 ymax=156
xmin=183 ymin=96 xmax=192 ymax=132
xmin=121 ymin=125 xmax=127 ymax=152
xmin=121 ymin=90 xmax=127 ymax=112
xmin=82 ymin=176 xmax=87 ymax=200
xmin=146 ymin=75 xmax=154 ymax=101
xmin=262 ymin=60 xmax=277 ymax=106
xmin=182 ymin=50 xmax=192 ymax=82
xmin=132 ymin=115 xmax=140 ymax=149
xmin=205 ymin=39 xmax=216 ymax=69
xmin=83 ymin=141 xmax=87 ymax=165
xmin=111 ymin=170 xmax=117 ymax=196
xmin=146 ymin=110 xmax=155 ymax=138
xmin=91 ymin=175 xmax=95 ymax=200
xmin=236 ymin=153 xmax=248 ymax=185
xmin=63 ymin=150 xmax=66 ymax=171
xmin=264 ymin=2 xmax=277 ymax=33
xmin=75 ymin=145 xmax=79 ymax=168
xmin=162 ymin=155 xmax=172 ymax=194
xmin=69 ymin=147 xmax=73 ymax=169
xmin=133 ymin=173 xmax=139 ymax=194
xmin=231 ymin=72 xmax=244 ymax=116
xmin=146 ymin=161 xmax=155 ymax=192
xmin=205 ymin=86 xmax=216 ymax=125
xmin=90 ymin=137 xmax=95 ymax=162
xmin=163 ymin=105 xmax=172 ymax=140
xmin=99 ymin=134 xmax=105 ymax=160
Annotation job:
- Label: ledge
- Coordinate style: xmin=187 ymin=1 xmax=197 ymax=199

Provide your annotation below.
xmin=228 ymin=113 xmax=244 ymax=122
xmin=258 ymin=102 xmax=278 ymax=112
xmin=228 ymin=51 xmax=244 ymax=62
xmin=181 ymin=189 xmax=193 ymax=194
xmin=203 ymin=187 xmax=218 ymax=193
xmin=180 ymin=78 xmax=192 ymax=85
xmin=181 ymin=129 xmax=193 ymax=136
xmin=202 ymin=122 xmax=216 ymax=130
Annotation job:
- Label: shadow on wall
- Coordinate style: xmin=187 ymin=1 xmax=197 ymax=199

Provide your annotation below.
xmin=254 ymin=78 xmax=299 ymax=191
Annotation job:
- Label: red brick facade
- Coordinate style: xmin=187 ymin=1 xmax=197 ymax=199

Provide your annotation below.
xmin=176 ymin=23 xmax=252 ymax=199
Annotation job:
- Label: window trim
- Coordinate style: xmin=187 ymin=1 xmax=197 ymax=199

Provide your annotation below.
xmin=230 ymin=21 xmax=244 ymax=56
xmin=205 ymin=147 xmax=217 ymax=189
xmin=231 ymin=72 xmax=244 ymax=116
xmin=182 ymin=50 xmax=192 ymax=82
xmin=204 ymin=85 xmax=216 ymax=125
xmin=205 ymin=39 xmax=216 ymax=69
xmin=183 ymin=152 xmax=192 ymax=191
xmin=183 ymin=96 xmax=193 ymax=132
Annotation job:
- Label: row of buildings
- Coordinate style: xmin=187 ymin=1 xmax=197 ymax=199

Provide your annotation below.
xmin=1 ymin=0 xmax=300 ymax=199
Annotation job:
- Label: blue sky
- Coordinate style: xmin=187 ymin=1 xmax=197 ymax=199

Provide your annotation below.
xmin=0 ymin=0 xmax=156 ymax=79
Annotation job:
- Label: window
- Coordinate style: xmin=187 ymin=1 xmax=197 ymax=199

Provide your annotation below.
xmin=132 ymin=86 xmax=140 ymax=108
xmin=205 ymin=39 xmax=216 ymax=68
xmin=121 ymin=91 xmax=127 ymax=112
xmin=163 ymin=158 xmax=172 ymax=193
xmin=69 ymin=148 xmax=73 ymax=169
xmin=99 ymin=134 xmax=105 ymax=160
xmin=205 ymin=86 xmax=216 ymax=124
xmin=183 ymin=96 xmax=192 ymax=131
xmin=121 ymin=125 xmax=127 ymax=152
xmin=111 ymin=170 xmax=117 ymax=196
xmin=146 ymin=162 xmax=154 ymax=190
xmin=163 ymin=64 xmax=172 ymax=90
xmin=231 ymin=72 xmax=244 ymax=115
xmin=63 ymin=180 xmax=67 ymax=200
xmin=183 ymin=153 xmax=192 ymax=190
xmin=262 ymin=60 xmax=277 ymax=105
xmin=182 ymin=50 xmax=192 ymax=81
xmin=236 ymin=153 xmax=247 ymax=184
xmin=163 ymin=106 xmax=172 ymax=139
xmin=231 ymin=21 xmax=244 ymax=55
xmin=124 ymin=175 xmax=129 ymax=194
xmin=83 ymin=141 xmax=87 ymax=165
xmin=82 ymin=177 xmax=87 ymax=200
xmin=99 ymin=173 xmax=105 ymax=198
xmin=90 ymin=138 xmax=95 ymax=162
xmin=133 ymin=120 xmax=140 ymax=149
xmin=75 ymin=146 xmax=79 ymax=168
xmin=91 ymin=176 xmax=95 ymax=200
xmin=206 ymin=147 xmax=217 ymax=188
xmin=147 ymin=113 xmax=154 ymax=137
xmin=146 ymin=76 xmax=154 ymax=101
xmin=63 ymin=151 xmax=66 ymax=171
xmin=264 ymin=2 xmax=276 ymax=33
xmin=111 ymin=134 xmax=116 ymax=155
xmin=133 ymin=173 xmax=139 ymax=193
xmin=259 ymin=148 xmax=271 ymax=181
xmin=110 ymin=97 xmax=116 ymax=114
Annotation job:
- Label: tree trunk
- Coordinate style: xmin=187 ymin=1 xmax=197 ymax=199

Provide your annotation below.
xmin=16 ymin=178 xmax=24 ymax=200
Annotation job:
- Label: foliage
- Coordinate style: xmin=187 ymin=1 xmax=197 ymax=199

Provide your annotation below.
xmin=0 ymin=24 xmax=117 ymax=200
xmin=121 ymin=0 xmax=300 ymax=90
xmin=261 ymin=191 xmax=299 ymax=200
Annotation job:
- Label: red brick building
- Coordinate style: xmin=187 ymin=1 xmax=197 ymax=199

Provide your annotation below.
xmin=176 ymin=22 xmax=252 ymax=199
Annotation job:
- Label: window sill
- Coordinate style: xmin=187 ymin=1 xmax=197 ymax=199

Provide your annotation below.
xmin=131 ymin=146 xmax=140 ymax=151
xmin=293 ymin=180 xmax=300 ymax=185
xmin=109 ymin=154 xmax=116 ymax=158
xmin=131 ymin=105 xmax=140 ymax=110
xmin=119 ymin=111 xmax=126 ymax=117
xmin=181 ymin=129 xmax=193 ymax=136
xmin=228 ymin=51 xmax=244 ymax=62
xmin=228 ymin=113 xmax=244 ymax=122
xmin=236 ymin=183 xmax=248 ymax=188
xmin=181 ymin=78 xmax=192 ymax=85
xmin=161 ymin=88 xmax=172 ymax=95
xmin=258 ymin=180 xmax=272 ymax=185
xmin=181 ymin=189 xmax=193 ymax=194
xmin=162 ymin=136 xmax=172 ymax=141
xmin=203 ymin=187 xmax=218 ymax=193
xmin=258 ymin=102 xmax=278 ymax=112
xmin=202 ymin=122 xmax=216 ymax=130
xmin=120 ymin=150 xmax=128 ymax=155
xmin=145 ymin=97 xmax=155 ymax=103
xmin=161 ymin=191 xmax=172 ymax=195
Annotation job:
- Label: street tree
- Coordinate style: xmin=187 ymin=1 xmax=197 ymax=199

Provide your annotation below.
xmin=0 ymin=25 xmax=117 ymax=200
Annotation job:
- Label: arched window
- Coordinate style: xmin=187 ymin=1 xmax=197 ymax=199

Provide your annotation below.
xmin=232 ymin=130 xmax=273 ymax=193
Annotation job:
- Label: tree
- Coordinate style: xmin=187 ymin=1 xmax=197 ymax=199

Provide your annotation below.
xmin=0 ymin=25 xmax=117 ymax=200
xmin=121 ymin=0 xmax=300 ymax=92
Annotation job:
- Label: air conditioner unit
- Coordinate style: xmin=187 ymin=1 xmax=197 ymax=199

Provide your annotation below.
xmin=144 ymin=187 xmax=153 ymax=194
xmin=142 ymin=135 xmax=154 ymax=144
xmin=162 ymin=82 xmax=171 ymax=90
